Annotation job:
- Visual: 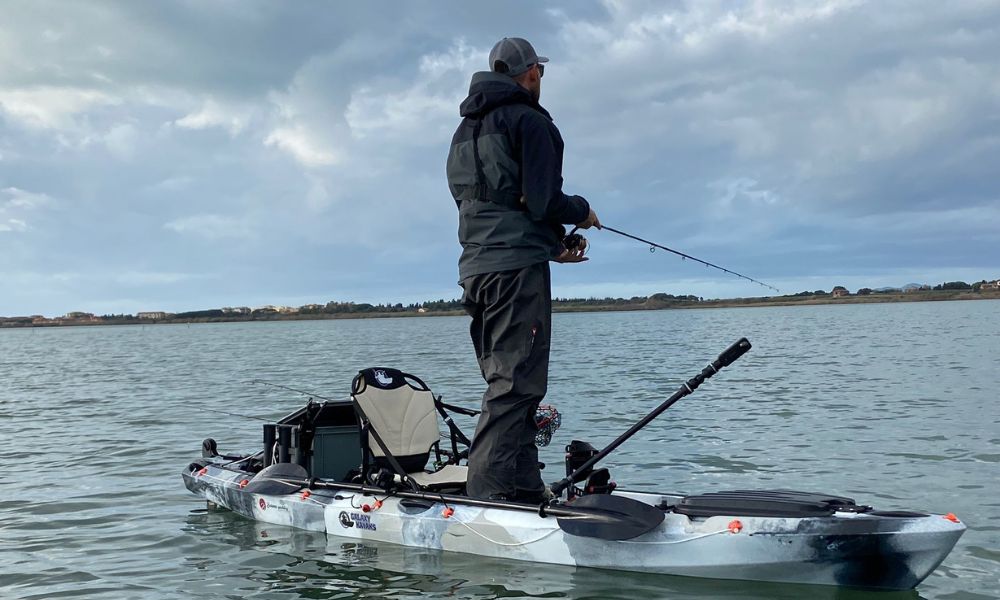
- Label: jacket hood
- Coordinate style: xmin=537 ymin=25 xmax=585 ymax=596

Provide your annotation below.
xmin=459 ymin=71 xmax=550 ymax=119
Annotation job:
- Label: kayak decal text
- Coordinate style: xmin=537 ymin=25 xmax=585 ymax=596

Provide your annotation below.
xmin=338 ymin=510 xmax=376 ymax=531
xmin=259 ymin=498 xmax=287 ymax=512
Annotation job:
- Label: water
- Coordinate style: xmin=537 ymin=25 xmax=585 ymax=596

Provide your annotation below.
xmin=1 ymin=300 xmax=998 ymax=599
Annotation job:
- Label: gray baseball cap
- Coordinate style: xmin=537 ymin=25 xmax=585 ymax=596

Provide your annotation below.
xmin=488 ymin=37 xmax=548 ymax=77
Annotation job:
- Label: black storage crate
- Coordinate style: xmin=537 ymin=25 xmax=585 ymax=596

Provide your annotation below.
xmin=311 ymin=425 xmax=361 ymax=481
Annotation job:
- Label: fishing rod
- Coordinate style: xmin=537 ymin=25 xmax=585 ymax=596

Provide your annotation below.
xmin=174 ymin=381 xmax=352 ymax=425
xmin=246 ymin=379 xmax=348 ymax=403
xmin=569 ymin=225 xmax=779 ymax=293
xmin=174 ymin=401 xmax=275 ymax=422
xmin=175 ymin=381 xmax=347 ymax=423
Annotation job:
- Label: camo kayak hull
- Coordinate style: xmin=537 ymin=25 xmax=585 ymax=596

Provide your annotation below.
xmin=182 ymin=461 xmax=964 ymax=590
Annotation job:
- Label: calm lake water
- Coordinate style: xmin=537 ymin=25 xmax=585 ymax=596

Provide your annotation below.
xmin=1 ymin=300 xmax=998 ymax=599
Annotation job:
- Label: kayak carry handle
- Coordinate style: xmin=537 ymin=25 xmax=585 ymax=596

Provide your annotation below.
xmin=714 ymin=337 xmax=751 ymax=370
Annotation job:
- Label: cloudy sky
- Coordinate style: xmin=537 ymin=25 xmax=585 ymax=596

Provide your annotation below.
xmin=1 ymin=0 xmax=997 ymax=316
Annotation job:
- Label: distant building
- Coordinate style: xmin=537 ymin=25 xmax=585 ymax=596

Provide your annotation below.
xmin=276 ymin=306 xmax=298 ymax=314
xmin=831 ymin=286 xmax=849 ymax=298
xmin=137 ymin=312 xmax=167 ymax=320
xmin=982 ymin=280 xmax=1000 ymax=291
xmin=64 ymin=312 xmax=95 ymax=319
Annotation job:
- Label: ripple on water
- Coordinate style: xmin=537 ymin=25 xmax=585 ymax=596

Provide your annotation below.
xmin=1 ymin=303 xmax=998 ymax=599
xmin=685 ymin=455 xmax=772 ymax=473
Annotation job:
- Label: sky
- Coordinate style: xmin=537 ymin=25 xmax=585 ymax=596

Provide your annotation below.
xmin=1 ymin=0 xmax=998 ymax=317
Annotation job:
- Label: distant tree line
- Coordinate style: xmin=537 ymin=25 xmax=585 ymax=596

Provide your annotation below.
xmin=4 ymin=279 xmax=997 ymax=325
xmin=935 ymin=281 xmax=973 ymax=290
xmin=554 ymin=293 xmax=700 ymax=306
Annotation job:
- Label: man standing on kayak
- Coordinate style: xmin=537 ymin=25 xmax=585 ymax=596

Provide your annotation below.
xmin=446 ymin=37 xmax=600 ymax=502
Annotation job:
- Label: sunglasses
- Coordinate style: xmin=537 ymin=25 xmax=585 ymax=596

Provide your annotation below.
xmin=533 ymin=63 xmax=545 ymax=78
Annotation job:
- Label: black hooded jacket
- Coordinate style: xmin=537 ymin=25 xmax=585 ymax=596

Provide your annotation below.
xmin=446 ymin=71 xmax=590 ymax=281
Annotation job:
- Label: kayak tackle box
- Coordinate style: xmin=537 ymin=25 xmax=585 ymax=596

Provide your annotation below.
xmin=262 ymin=400 xmax=362 ymax=481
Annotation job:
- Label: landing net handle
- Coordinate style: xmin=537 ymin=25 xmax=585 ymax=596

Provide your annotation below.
xmin=549 ymin=338 xmax=751 ymax=497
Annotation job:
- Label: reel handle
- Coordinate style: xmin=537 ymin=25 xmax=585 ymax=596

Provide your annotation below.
xmin=563 ymin=226 xmax=584 ymax=251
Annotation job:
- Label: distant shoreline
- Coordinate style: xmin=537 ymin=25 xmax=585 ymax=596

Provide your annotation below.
xmin=3 ymin=289 xmax=998 ymax=329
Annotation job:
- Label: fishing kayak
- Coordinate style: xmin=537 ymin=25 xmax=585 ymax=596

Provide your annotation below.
xmin=181 ymin=339 xmax=965 ymax=589
xmin=182 ymin=461 xmax=963 ymax=589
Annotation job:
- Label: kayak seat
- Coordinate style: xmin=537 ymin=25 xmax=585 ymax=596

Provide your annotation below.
xmin=673 ymin=489 xmax=870 ymax=518
xmin=408 ymin=464 xmax=468 ymax=488
xmin=352 ymin=367 xmax=475 ymax=492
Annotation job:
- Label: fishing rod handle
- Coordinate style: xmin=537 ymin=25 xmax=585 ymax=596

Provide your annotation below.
xmin=714 ymin=337 xmax=751 ymax=370
xmin=551 ymin=337 xmax=752 ymax=497
xmin=683 ymin=337 xmax=752 ymax=394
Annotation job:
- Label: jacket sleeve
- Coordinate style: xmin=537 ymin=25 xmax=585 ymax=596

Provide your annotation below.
xmin=518 ymin=113 xmax=590 ymax=225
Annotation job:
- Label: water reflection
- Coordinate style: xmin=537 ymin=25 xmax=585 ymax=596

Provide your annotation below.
xmin=185 ymin=507 xmax=925 ymax=600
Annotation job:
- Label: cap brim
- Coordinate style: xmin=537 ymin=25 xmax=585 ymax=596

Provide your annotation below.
xmin=536 ymin=56 xmax=549 ymax=63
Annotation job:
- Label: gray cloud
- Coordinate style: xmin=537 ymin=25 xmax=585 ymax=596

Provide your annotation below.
xmin=1 ymin=0 xmax=997 ymax=316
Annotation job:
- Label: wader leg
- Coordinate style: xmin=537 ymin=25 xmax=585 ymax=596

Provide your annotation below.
xmin=461 ymin=262 xmax=551 ymax=499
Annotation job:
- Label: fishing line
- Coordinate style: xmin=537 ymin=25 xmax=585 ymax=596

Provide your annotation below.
xmin=246 ymin=379 xmax=348 ymax=403
xmin=176 ymin=381 xmax=344 ymax=424
xmin=176 ymin=402 xmax=275 ymax=422
xmin=585 ymin=225 xmax=779 ymax=293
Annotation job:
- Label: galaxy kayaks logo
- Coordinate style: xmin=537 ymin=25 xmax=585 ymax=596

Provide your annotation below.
xmin=374 ymin=370 xmax=393 ymax=386
xmin=338 ymin=511 xmax=377 ymax=531
xmin=339 ymin=511 xmax=353 ymax=528
xmin=259 ymin=498 xmax=267 ymax=510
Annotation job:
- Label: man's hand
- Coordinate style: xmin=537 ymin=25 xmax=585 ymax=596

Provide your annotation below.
xmin=554 ymin=236 xmax=588 ymax=263
xmin=576 ymin=208 xmax=601 ymax=230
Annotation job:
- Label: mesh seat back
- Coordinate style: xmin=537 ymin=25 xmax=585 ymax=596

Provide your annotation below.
xmin=353 ymin=368 xmax=440 ymax=472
